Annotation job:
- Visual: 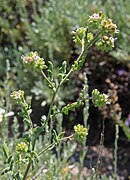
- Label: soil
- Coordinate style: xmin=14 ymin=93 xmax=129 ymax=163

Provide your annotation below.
xmin=69 ymin=142 xmax=130 ymax=179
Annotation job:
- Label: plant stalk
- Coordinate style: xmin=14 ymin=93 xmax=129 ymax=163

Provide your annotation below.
xmin=22 ymin=31 xmax=102 ymax=180
xmin=113 ymin=124 xmax=119 ymax=179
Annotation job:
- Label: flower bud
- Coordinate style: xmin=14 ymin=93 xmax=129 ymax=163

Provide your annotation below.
xmin=92 ymin=89 xmax=110 ymax=108
xmin=16 ymin=142 xmax=28 ymax=153
xmin=96 ymin=36 xmax=115 ymax=52
xmin=21 ymin=51 xmax=47 ymax=70
xmin=101 ymin=18 xmax=118 ymax=34
xmin=72 ymin=27 xmax=87 ymax=45
xmin=10 ymin=90 xmax=24 ymax=104
xmin=74 ymin=124 xmax=88 ymax=144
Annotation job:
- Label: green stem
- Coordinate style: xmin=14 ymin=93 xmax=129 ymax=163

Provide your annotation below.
xmin=41 ymin=70 xmax=55 ymax=89
xmin=22 ymin=30 xmax=102 ymax=180
xmin=86 ymin=30 xmax=102 ymax=49
xmin=23 ymin=161 xmax=31 ymax=180
xmin=113 ymin=124 xmax=119 ymax=179
xmin=43 ymin=91 xmax=56 ymax=126
xmin=38 ymin=142 xmax=56 ymax=156
xmin=58 ymin=68 xmax=73 ymax=87
xmin=38 ymin=135 xmax=74 ymax=156
xmin=78 ymin=73 xmax=89 ymax=179
xmin=80 ymin=30 xmax=102 ymax=60
xmin=22 ymin=89 xmax=57 ymax=180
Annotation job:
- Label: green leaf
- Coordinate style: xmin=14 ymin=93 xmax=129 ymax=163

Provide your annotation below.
xmin=47 ymin=61 xmax=53 ymax=81
xmin=121 ymin=122 xmax=130 ymax=140
xmin=23 ymin=118 xmax=32 ymax=126
xmin=33 ymin=126 xmax=43 ymax=136
xmin=57 ymin=132 xmax=65 ymax=140
xmin=53 ymin=130 xmax=58 ymax=141
xmin=7 ymin=155 xmax=13 ymax=164
xmin=2 ymin=144 xmax=8 ymax=159
xmin=23 ymin=133 xmax=31 ymax=143
xmin=1 ymin=167 xmax=10 ymax=175
xmin=15 ymin=171 xmax=23 ymax=180
xmin=62 ymin=100 xmax=84 ymax=115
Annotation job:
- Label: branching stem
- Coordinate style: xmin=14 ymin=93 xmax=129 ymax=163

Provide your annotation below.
xmin=22 ymin=30 xmax=102 ymax=180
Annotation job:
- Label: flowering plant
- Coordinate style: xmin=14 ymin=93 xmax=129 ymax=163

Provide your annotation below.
xmin=1 ymin=12 xmax=118 ymax=179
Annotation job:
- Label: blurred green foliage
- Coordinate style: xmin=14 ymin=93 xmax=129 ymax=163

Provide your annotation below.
xmin=0 ymin=0 xmax=130 ymax=91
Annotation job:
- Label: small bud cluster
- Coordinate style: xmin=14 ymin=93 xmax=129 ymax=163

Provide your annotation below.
xmin=87 ymin=32 xmax=94 ymax=43
xmin=74 ymin=124 xmax=88 ymax=144
xmin=88 ymin=11 xmax=118 ymax=34
xmin=72 ymin=27 xmax=87 ymax=45
xmin=21 ymin=51 xmax=47 ymax=70
xmin=96 ymin=36 xmax=115 ymax=52
xmin=10 ymin=90 xmax=33 ymax=127
xmin=92 ymin=89 xmax=109 ymax=108
xmin=88 ymin=11 xmax=105 ymax=29
xmin=10 ymin=90 xmax=24 ymax=104
xmin=72 ymin=27 xmax=94 ymax=45
xmin=16 ymin=142 xmax=28 ymax=153
xmin=101 ymin=18 xmax=118 ymax=34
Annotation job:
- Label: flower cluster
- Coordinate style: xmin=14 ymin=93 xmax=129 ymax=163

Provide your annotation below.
xmin=88 ymin=11 xmax=118 ymax=35
xmin=10 ymin=90 xmax=24 ymax=104
xmin=16 ymin=142 xmax=28 ymax=153
xmin=72 ymin=12 xmax=118 ymax=53
xmin=92 ymin=89 xmax=109 ymax=108
xmin=101 ymin=18 xmax=118 ymax=34
xmin=21 ymin=51 xmax=47 ymax=70
xmin=74 ymin=124 xmax=88 ymax=144
xmin=96 ymin=36 xmax=115 ymax=52
xmin=88 ymin=11 xmax=105 ymax=29
xmin=88 ymin=11 xmax=118 ymax=52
